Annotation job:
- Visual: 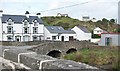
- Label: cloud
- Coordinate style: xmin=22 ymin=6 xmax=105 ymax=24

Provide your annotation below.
xmin=48 ymin=1 xmax=60 ymax=10
xmin=0 ymin=0 xmax=119 ymax=20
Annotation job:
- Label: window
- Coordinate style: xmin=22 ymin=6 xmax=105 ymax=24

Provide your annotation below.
xmin=7 ymin=36 xmax=13 ymax=41
xmin=33 ymin=27 xmax=38 ymax=34
xmin=34 ymin=20 xmax=38 ymax=26
xmin=24 ymin=27 xmax=29 ymax=34
xmin=7 ymin=26 xmax=13 ymax=33
xmin=23 ymin=35 xmax=30 ymax=41
xmin=52 ymin=36 xmax=56 ymax=40
xmin=47 ymin=37 xmax=50 ymax=39
xmin=24 ymin=20 xmax=28 ymax=26
xmin=8 ymin=19 xmax=13 ymax=25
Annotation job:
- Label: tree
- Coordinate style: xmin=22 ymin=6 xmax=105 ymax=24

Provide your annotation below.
xmin=110 ymin=19 xmax=115 ymax=23
xmin=96 ymin=20 xmax=102 ymax=24
xmin=102 ymin=18 xmax=109 ymax=23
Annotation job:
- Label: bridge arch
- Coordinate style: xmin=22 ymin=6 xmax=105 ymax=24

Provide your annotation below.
xmin=47 ymin=50 xmax=62 ymax=58
xmin=66 ymin=48 xmax=77 ymax=54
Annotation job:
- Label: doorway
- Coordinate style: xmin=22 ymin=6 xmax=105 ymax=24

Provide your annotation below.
xmin=105 ymin=37 xmax=112 ymax=46
xmin=15 ymin=36 xmax=21 ymax=42
xmin=61 ymin=36 xmax=64 ymax=41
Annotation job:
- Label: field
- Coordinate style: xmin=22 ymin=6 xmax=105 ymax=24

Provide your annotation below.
xmin=64 ymin=47 xmax=120 ymax=71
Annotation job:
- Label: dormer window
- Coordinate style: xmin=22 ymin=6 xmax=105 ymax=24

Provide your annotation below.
xmin=24 ymin=20 xmax=28 ymax=26
xmin=7 ymin=18 xmax=13 ymax=25
xmin=34 ymin=20 xmax=38 ymax=26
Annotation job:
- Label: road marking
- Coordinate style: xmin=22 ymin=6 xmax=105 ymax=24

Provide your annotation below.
xmin=39 ymin=60 xmax=55 ymax=69
xmin=18 ymin=52 xmax=36 ymax=63
xmin=3 ymin=49 xmax=10 ymax=58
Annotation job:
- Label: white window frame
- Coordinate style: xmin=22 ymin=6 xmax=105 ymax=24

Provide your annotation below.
xmin=33 ymin=27 xmax=38 ymax=34
xmin=7 ymin=26 xmax=13 ymax=34
xmin=24 ymin=27 xmax=29 ymax=34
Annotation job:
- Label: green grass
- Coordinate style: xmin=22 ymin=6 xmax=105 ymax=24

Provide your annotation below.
xmin=64 ymin=47 xmax=119 ymax=70
xmin=41 ymin=16 xmax=120 ymax=33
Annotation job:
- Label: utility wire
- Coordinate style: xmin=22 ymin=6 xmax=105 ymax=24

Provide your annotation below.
xmin=41 ymin=0 xmax=98 ymax=12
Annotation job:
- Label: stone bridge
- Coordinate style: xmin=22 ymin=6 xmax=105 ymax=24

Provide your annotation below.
xmin=1 ymin=41 xmax=101 ymax=70
xmin=29 ymin=41 xmax=95 ymax=58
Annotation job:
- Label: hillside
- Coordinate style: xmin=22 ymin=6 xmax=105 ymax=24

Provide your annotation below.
xmin=41 ymin=16 xmax=120 ymax=33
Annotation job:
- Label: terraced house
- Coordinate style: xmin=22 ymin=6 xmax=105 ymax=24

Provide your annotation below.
xmin=0 ymin=11 xmax=44 ymax=42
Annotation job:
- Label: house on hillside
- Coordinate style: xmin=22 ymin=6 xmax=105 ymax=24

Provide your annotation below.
xmin=91 ymin=27 xmax=107 ymax=43
xmin=82 ymin=16 xmax=90 ymax=22
xmin=93 ymin=27 xmax=107 ymax=35
xmin=57 ymin=13 xmax=68 ymax=17
xmin=98 ymin=33 xmax=120 ymax=46
xmin=44 ymin=26 xmax=76 ymax=41
xmin=91 ymin=18 xmax=97 ymax=22
xmin=0 ymin=11 xmax=44 ymax=42
xmin=72 ymin=26 xmax=91 ymax=41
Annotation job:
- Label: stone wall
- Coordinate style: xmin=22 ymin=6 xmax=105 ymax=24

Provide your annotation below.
xmin=3 ymin=49 xmax=99 ymax=70
xmin=30 ymin=41 xmax=96 ymax=58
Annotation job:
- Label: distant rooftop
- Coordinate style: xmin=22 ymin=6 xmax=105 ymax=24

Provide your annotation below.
xmin=77 ymin=26 xmax=90 ymax=33
xmin=46 ymin=26 xmax=75 ymax=34
xmin=1 ymin=14 xmax=44 ymax=24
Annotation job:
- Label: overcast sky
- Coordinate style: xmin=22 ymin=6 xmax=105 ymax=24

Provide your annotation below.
xmin=0 ymin=0 xmax=119 ymax=20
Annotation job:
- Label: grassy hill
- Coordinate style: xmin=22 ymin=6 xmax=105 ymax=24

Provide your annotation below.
xmin=41 ymin=16 xmax=120 ymax=33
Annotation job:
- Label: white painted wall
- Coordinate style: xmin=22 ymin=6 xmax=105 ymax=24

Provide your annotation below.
xmin=60 ymin=34 xmax=76 ymax=41
xmin=72 ymin=26 xmax=91 ymax=41
xmin=44 ymin=27 xmax=76 ymax=41
xmin=93 ymin=27 xmax=103 ymax=34
xmin=0 ymin=15 xmax=2 ymax=41
xmin=98 ymin=34 xmax=120 ymax=46
xmin=91 ymin=38 xmax=100 ymax=43
xmin=2 ymin=22 xmax=44 ymax=42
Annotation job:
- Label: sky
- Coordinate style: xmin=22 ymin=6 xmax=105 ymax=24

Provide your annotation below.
xmin=0 ymin=0 xmax=119 ymax=20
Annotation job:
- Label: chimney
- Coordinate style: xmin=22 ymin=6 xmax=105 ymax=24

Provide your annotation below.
xmin=36 ymin=13 xmax=41 ymax=18
xmin=25 ymin=11 xmax=30 ymax=18
xmin=0 ymin=10 xmax=3 ymax=17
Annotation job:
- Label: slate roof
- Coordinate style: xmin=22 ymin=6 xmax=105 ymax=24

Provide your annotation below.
xmin=77 ymin=26 xmax=90 ymax=33
xmin=46 ymin=26 xmax=76 ymax=34
xmin=1 ymin=14 xmax=44 ymax=24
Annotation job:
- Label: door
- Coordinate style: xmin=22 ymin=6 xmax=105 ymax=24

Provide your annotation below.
xmin=105 ymin=37 xmax=112 ymax=46
xmin=15 ymin=36 xmax=21 ymax=42
xmin=61 ymin=36 xmax=64 ymax=41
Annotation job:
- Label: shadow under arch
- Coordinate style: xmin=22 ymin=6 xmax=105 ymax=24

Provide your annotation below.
xmin=66 ymin=48 xmax=77 ymax=54
xmin=47 ymin=50 xmax=61 ymax=58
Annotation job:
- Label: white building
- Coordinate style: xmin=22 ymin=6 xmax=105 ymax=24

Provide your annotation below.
xmin=44 ymin=26 xmax=76 ymax=41
xmin=91 ymin=18 xmax=97 ymax=22
xmin=82 ymin=16 xmax=90 ymax=22
xmin=93 ymin=27 xmax=104 ymax=35
xmin=98 ymin=33 xmax=120 ymax=46
xmin=93 ymin=27 xmax=108 ymax=35
xmin=0 ymin=12 xmax=44 ymax=42
xmin=72 ymin=26 xmax=91 ymax=41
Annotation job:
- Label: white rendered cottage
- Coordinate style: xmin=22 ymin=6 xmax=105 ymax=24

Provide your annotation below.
xmin=44 ymin=26 xmax=76 ymax=41
xmin=98 ymin=33 xmax=120 ymax=46
xmin=0 ymin=12 xmax=44 ymax=42
xmin=93 ymin=27 xmax=103 ymax=35
xmin=72 ymin=26 xmax=91 ymax=41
